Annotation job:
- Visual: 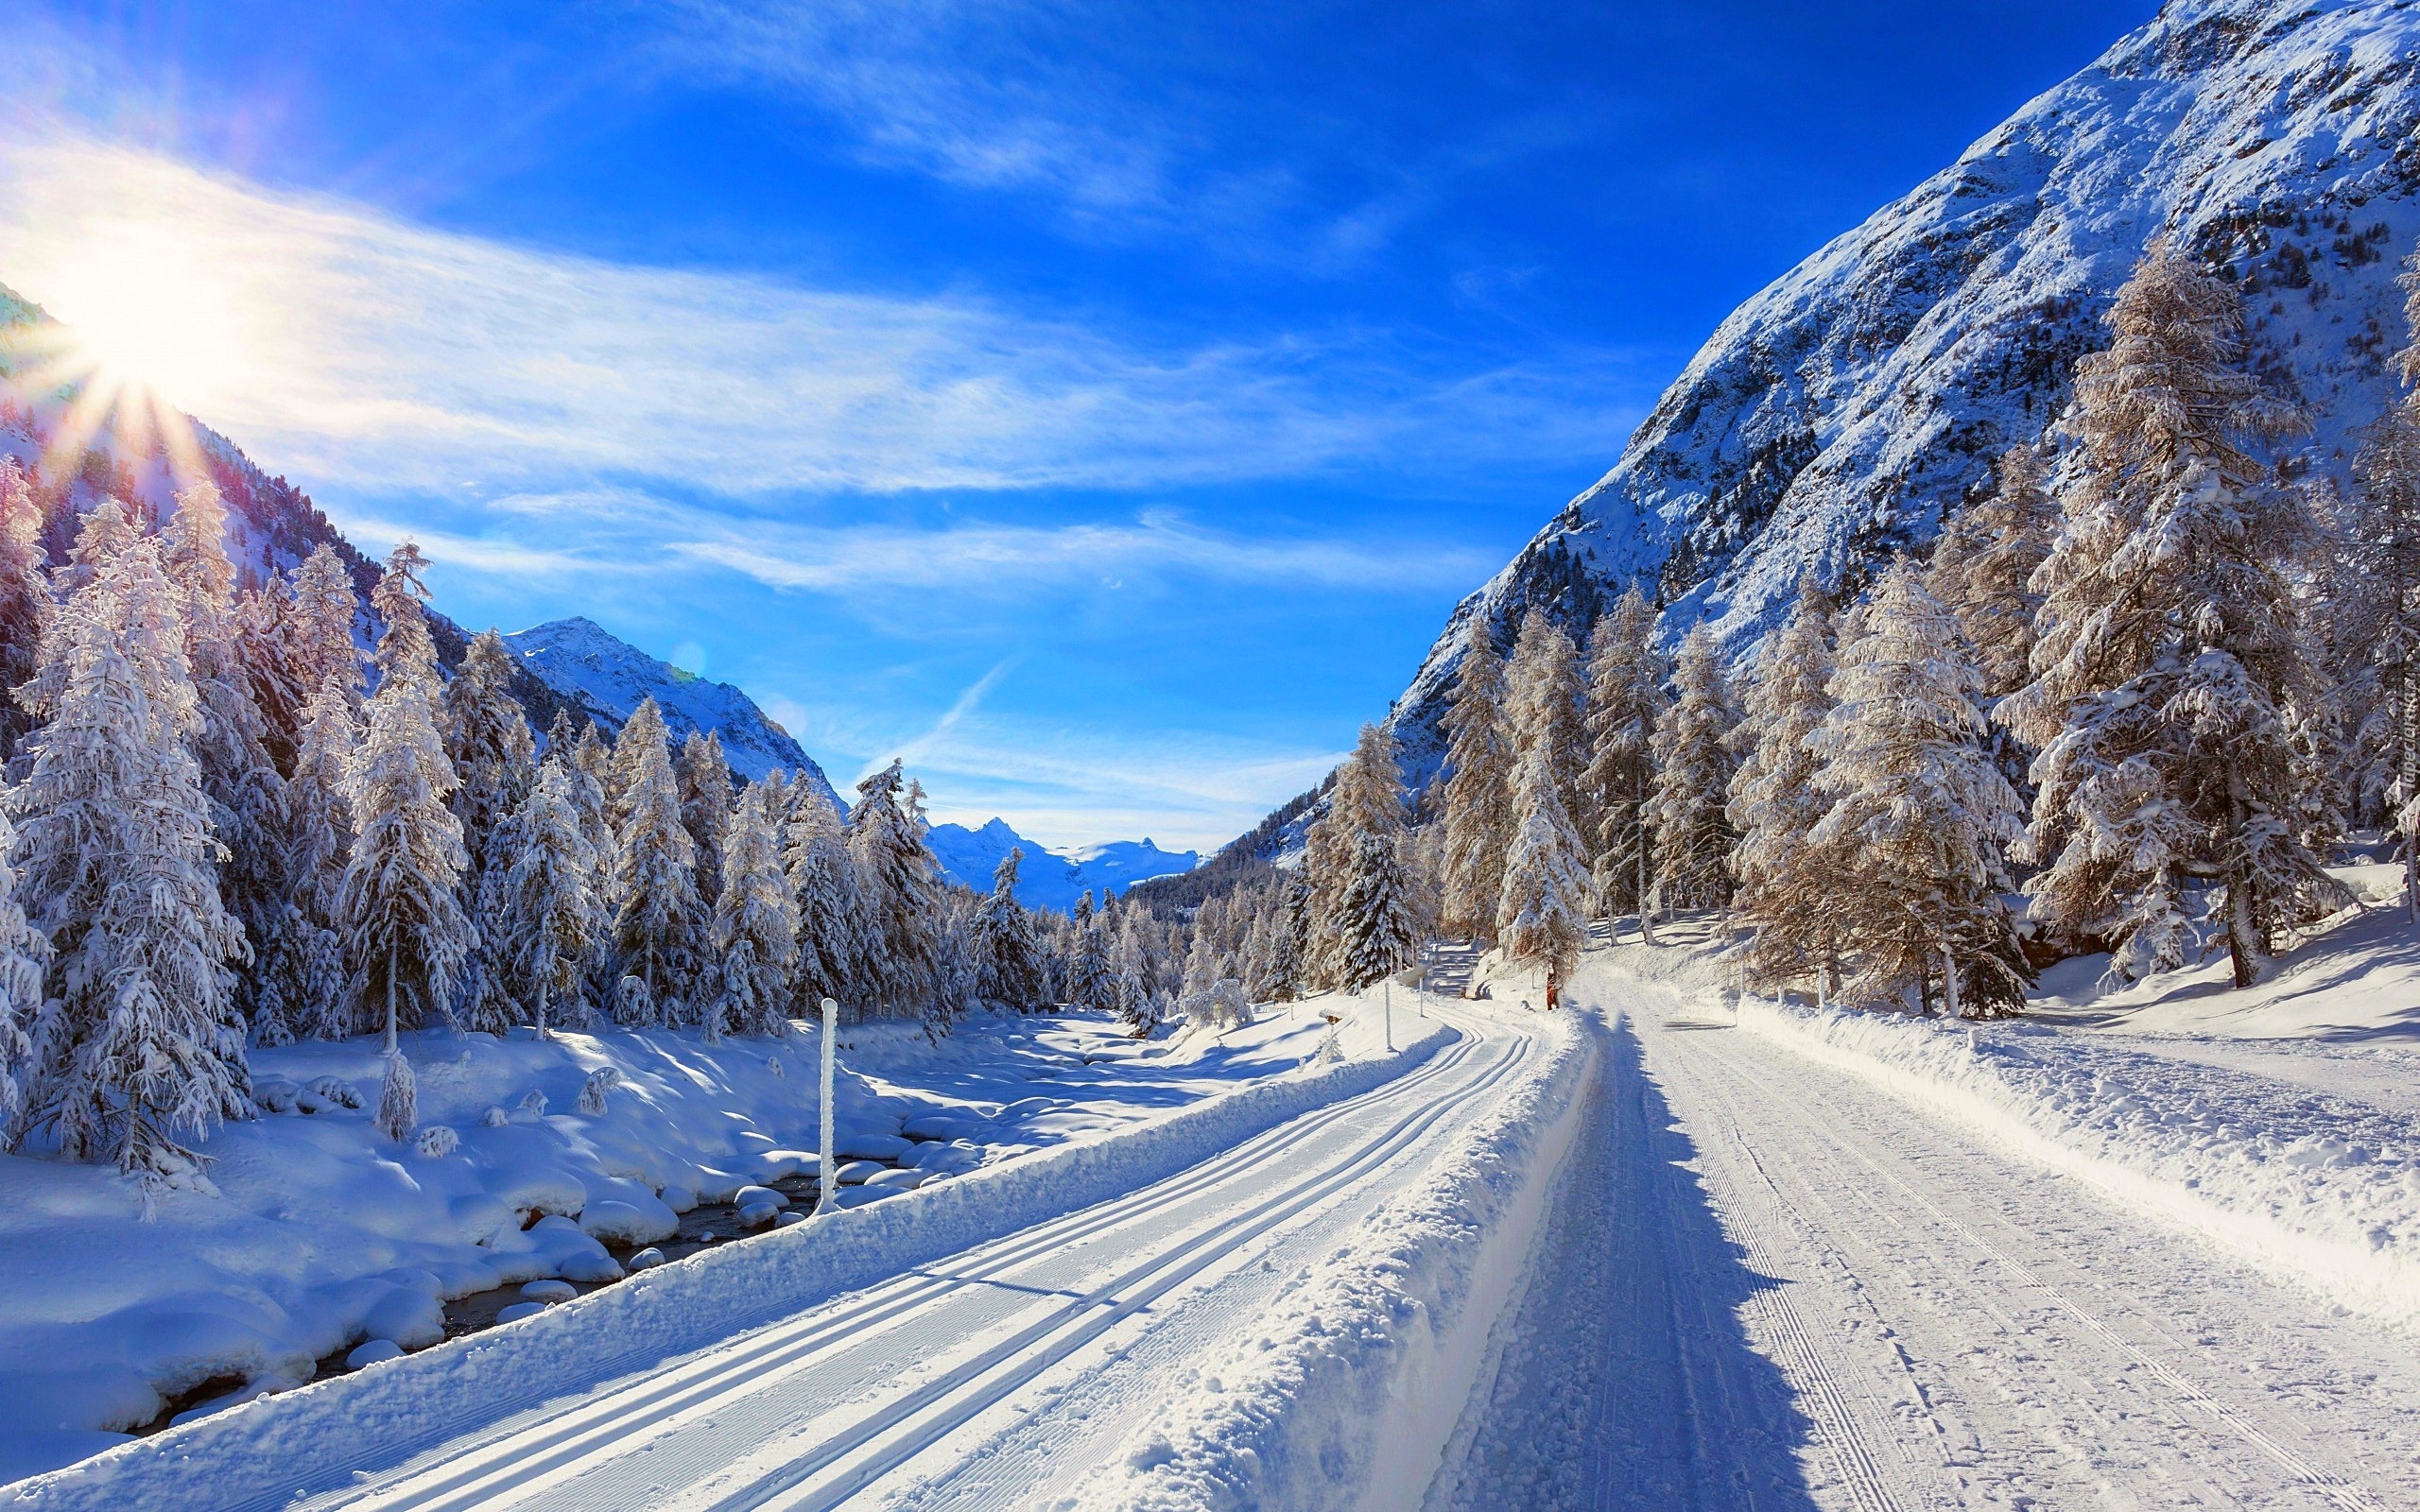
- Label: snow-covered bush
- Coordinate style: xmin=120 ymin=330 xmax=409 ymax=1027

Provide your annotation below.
xmin=575 ymin=1065 xmax=618 ymax=1117
xmin=413 ymin=1125 xmax=458 ymax=1159
xmin=306 ymin=1074 xmax=365 ymax=1110
xmin=517 ymin=1087 xmax=548 ymax=1120
xmin=1188 ymin=979 xmax=1252 ymax=1031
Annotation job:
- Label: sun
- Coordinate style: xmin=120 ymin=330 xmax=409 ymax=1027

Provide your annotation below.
xmin=4 ymin=229 xmax=245 ymax=486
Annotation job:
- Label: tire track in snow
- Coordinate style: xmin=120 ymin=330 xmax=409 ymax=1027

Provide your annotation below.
xmin=1676 ymin=1002 xmax=2411 ymax=1509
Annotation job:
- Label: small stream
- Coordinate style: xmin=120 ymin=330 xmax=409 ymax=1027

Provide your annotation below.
xmin=138 ymin=1162 xmax=891 ymax=1434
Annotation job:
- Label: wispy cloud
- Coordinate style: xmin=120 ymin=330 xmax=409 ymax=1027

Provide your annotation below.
xmin=648 ymin=0 xmax=1242 ymax=224
xmin=864 ymin=714 xmax=1345 ymax=850
xmin=874 ymin=658 xmax=1018 ymax=781
xmin=670 ymin=508 xmax=1498 ymax=596
xmin=0 ymin=129 xmax=1636 ymax=501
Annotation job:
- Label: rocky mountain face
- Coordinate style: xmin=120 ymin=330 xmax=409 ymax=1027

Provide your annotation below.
xmin=925 ymin=817 xmax=1198 ymax=913
xmin=1385 ymin=0 xmax=2420 ymax=788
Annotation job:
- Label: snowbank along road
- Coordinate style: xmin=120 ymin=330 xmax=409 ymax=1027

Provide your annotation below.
xmin=1433 ymin=956 xmax=2420 ymax=1511
xmin=19 ymin=950 xmax=2420 ymax=1511
xmin=7 ymin=999 xmax=1552 ymax=1512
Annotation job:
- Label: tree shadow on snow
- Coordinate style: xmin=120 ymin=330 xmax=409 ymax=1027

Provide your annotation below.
xmin=1587 ymin=1017 xmax=1824 ymax=1511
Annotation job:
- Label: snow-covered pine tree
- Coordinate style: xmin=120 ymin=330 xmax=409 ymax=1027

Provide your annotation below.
xmin=442 ymin=630 xmax=536 ymax=876
xmin=0 ymin=809 xmax=48 ymax=1136
xmin=162 ymin=481 xmax=285 ymax=1014
xmin=1065 ymin=895 xmax=1115 ymax=1013
xmin=57 ymin=496 xmax=136 ymax=598
xmin=374 ymin=1050 xmax=416 ymax=1143
xmin=490 ymin=759 xmax=601 ymax=1037
xmin=608 ymin=698 xmax=705 ymax=1022
xmin=285 ymin=543 xmax=363 ymax=707
xmin=972 ymin=847 xmax=1042 ymax=1007
xmin=1646 ymin=627 xmax=1740 ymax=914
xmin=1264 ymin=880 xmax=1306 ymax=1002
xmin=1305 ymin=723 xmax=1409 ymax=988
xmin=1336 ymin=831 xmax=1417 ymax=991
xmin=784 ymin=788 xmax=860 ymax=1015
xmin=1182 ymin=897 xmax=1228 ymax=996
xmin=1579 ymin=587 xmax=1667 ymax=936
xmin=1496 ymin=730 xmax=1589 ymax=981
xmin=556 ymin=719 xmax=613 ymax=867
xmin=2002 ymin=244 xmax=2348 ymax=986
xmin=1929 ymin=439 xmax=2058 ymax=707
xmin=1505 ymin=610 xmax=1588 ymax=820
xmin=847 ymin=760 xmax=942 ymax=1021
xmin=1809 ymin=562 xmax=2032 ymax=1017
xmin=1114 ymin=907 xmax=1158 ymax=1030
xmin=1436 ymin=615 xmax=1513 ymax=941
xmin=2344 ymin=244 xmax=2420 ymax=917
xmin=1238 ymin=898 xmax=1274 ymax=1001
xmin=9 ymin=533 xmax=251 ymax=1186
xmin=284 ymin=677 xmax=357 ymax=1039
xmin=234 ymin=584 xmax=311 ymax=778
xmin=931 ymin=891 xmax=983 ymax=1026
xmin=339 ymin=544 xmax=473 ymax=1049
xmin=1729 ymin=574 xmax=1841 ymax=991
xmin=679 ymin=731 xmax=734 ymax=910
xmin=0 ymin=459 xmax=49 ymax=765
xmin=710 ymin=781 xmax=798 ymax=1040
xmin=444 ymin=630 xmax=538 ymax=1031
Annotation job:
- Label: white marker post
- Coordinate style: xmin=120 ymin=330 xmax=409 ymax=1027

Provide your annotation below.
xmin=817 ymin=996 xmax=838 ymax=1216
xmin=1383 ymin=978 xmax=1393 ymax=1053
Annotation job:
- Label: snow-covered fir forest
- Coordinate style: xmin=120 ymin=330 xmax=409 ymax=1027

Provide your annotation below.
xmin=8 ymin=232 xmax=2420 ymax=1195
xmin=0 ymin=464 xmax=1380 ymax=1198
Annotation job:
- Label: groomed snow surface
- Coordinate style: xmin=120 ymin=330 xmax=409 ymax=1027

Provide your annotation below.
xmin=15 ymin=895 xmax=2420 ymax=1509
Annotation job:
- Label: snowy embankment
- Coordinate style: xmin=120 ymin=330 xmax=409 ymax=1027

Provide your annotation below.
xmin=9 ymin=1000 xmax=1452 ymax=1508
xmin=1070 ymin=1007 xmax=1593 ymax=1512
xmin=1598 ymin=936 xmax=2420 ymax=1335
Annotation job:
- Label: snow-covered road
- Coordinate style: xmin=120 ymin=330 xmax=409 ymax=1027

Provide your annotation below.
xmin=17 ymin=1003 xmax=1541 ymax=1512
xmin=1435 ymin=972 xmax=2420 ymax=1511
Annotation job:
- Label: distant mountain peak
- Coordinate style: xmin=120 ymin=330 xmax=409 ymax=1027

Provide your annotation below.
xmin=925 ymin=818 xmax=1197 ymax=912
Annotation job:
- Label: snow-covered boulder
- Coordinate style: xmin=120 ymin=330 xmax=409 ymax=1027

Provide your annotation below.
xmin=578 ymin=1197 xmax=678 ymax=1247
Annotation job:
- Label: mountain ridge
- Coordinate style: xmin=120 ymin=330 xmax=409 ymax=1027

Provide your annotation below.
xmin=1374 ymin=0 xmax=2420 ymax=794
xmin=925 ymin=816 xmax=1197 ymax=913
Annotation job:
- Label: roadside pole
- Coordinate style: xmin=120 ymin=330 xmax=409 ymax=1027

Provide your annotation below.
xmin=1383 ymin=978 xmax=1393 ymax=1052
xmin=817 ymin=996 xmax=838 ymax=1216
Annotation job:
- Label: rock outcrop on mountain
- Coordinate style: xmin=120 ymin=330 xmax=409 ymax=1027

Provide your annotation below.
xmin=1386 ymin=0 xmax=2420 ymax=787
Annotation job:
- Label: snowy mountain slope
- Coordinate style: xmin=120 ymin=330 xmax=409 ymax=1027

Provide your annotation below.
xmin=926 ymin=817 xmax=1197 ymax=911
xmin=504 ymin=616 xmax=838 ymax=801
xmin=1386 ymin=0 xmax=2420 ymax=785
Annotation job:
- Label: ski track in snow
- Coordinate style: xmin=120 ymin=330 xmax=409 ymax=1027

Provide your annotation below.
xmin=1437 ymin=966 xmax=2420 ymax=1511
xmin=43 ymin=1005 xmax=1535 ymax=1512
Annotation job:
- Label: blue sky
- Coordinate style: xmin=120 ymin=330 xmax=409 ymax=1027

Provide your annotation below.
xmin=0 ymin=0 xmax=2155 ymax=850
